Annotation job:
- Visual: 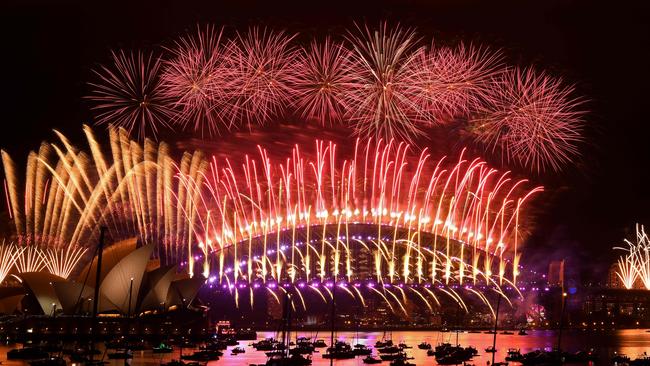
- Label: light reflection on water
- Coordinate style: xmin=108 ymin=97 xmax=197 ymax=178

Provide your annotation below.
xmin=1 ymin=329 xmax=650 ymax=366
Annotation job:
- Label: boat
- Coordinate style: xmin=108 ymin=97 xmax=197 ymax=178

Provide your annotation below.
xmin=519 ymin=350 xmax=562 ymax=365
xmin=518 ymin=329 xmax=528 ymax=336
xmin=181 ymin=350 xmax=221 ymax=361
xmin=485 ymin=346 xmax=497 ymax=353
xmin=427 ymin=349 xmax=435 ymax=356
xmin=153 ymin=342 xmax=174 ymax=353
xmin=265 ymin=353 xmax=312 ymax=366
xmin=418 ymin=342 xmax=431 ymax=350
xmin=390 ymin=358 xmax=415 ymax=366
xmin=162 ymin=360 xmax=201 ymax=366
xmin=398 ymin=343 xmax=412 ymax=349
xmin=231 ymin=347 xmax=246 ymax=355
xmin=434 ymin=345 xmax=477 ymax=363
xmin=612 ymin=353 xmax=631 ymax=364
xmin=378 ymin=345 xmax=400 ymax=354
xmin=254 ymin=339 xmax=279 ymax=351
xmin=313 ymin=339 xmax=327 ymax=348
xmin=28 ymin=357 xmax=67 ymax=366
xmin=7 ymin=347 xmax=49 ymax=360
xmin=436 ymin=355 xmax=465 ymax=365
xmin=380 ymin=351 xmax=408 ymax=361
xmin=322 ymin=341 xmax=355 ymax=359
xmin=291 ymin=337 xmax=315 ymax=355
xmin=375 ymin=339 xmax=394 ymax=348
xmin=505 ymin=349 xmax=523 ymax=362
xmin=363 ymin=355 xmax=382 ymax=364
xmin=353 ymin=344 xmax=372 ymax=355
xmin=107 ymin=350 xmax=133 ymax=359
xmin=501 ymin=331 xmax=514 ymax=335
xmin=201 ymin=341 xmax=227 ymax=351
xmin=266 ymin=349 xmax=287 ymax=357
xmin=566 ymin=350 xmax=599 ymax=363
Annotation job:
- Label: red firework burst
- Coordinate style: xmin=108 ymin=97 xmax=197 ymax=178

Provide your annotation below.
xmin=223 ymin=27 xmax=298 ymax=129
xmin=404 ymin=42 xmax=503 ymax=124
xmin=162 ymin=25 xmax=228 ymax=136
xmin=471 ymin=67 xmax=586 ymax=172
xmin=344 ymin=22 xmax=424 ymax=143
xmin=290 ymin=37 xmax=358 ymax=125
xmin=87 ymin=50 xmax=173 ymax=139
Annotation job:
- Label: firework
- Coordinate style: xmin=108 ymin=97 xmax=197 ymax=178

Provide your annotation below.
xmin=470 ymin=67 xmax=585 ymax=172
xmin=222 ymin=27 xmax=298 ymax=128
xmin=1 ymin=125 xmax=206 ymax=267
xmin=2 ymin=127 xmax=540 ymax=312
xmin=41 ymin=246 xmax=87 ymax=279
xmin=162 ymin=25 xmax=228 ymax=136
xmin=179 ymin=138 xmax=541 ymax=290
xmin=82 ymin=24 xmax=587 ymax=174
xmin=344 ymin=22 xmax=425 ymax=142
xmin=614 ymin=224 xmax=650 ymax=290
xmin=404 ymin=42 xmax=503 ymax=124
xmin=87 ymin=50 xmax=173 ymax=139
xmin=15 ymin=246 xmax=46 ymax=273
xmin=290 ymin=37 xmax=358 ymax=125
xmin=0 ymin=242 xmax=21 ymax=284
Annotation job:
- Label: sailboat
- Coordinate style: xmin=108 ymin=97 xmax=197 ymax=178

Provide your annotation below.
xmin=265 ymin=292 xmax=312 ymax=366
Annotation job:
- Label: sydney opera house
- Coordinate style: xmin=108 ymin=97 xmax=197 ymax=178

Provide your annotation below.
xmin=0 ymin=238 xmax=205 ymax=342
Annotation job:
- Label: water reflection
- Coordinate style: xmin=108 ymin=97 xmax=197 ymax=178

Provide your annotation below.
xmin=1 ymin=329 xmax=649 ymax=366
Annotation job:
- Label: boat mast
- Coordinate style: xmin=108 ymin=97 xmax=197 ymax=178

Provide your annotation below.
xmin=90 ymin=227 xmax=106 ymax=362
xmin=329 ymin=281 xmax=336 ymax=366
xmin=557 ymin=284 xmax=567 ymax=353
xmin=491 ymin=294 xmax=502 ymax=365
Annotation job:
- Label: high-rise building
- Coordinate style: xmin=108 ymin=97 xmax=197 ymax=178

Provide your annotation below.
xmin=548 ymin=260 xmax=565 ymax=287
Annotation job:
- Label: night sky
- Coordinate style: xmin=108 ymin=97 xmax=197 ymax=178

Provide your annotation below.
xmin=1 ymin=0 xmax=649 ymax=281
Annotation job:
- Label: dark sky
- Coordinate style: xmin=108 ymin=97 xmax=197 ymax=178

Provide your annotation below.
xmin=1 ymin=0 xmax=649 ymax=281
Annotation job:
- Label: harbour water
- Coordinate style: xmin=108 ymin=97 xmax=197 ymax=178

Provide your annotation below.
xmin=1 ymin=329 xmax=649 ymax=365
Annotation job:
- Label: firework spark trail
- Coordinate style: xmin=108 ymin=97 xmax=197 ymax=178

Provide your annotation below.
xmin=162 ymin=25 xmax=229 ymax=136
xmin=344 ymin=22 xmax=425 ymax=142
xmin=87 ymin=50 xmax=174 ymax=139
xmin=290 ymin=37 xmax=358 ymax=125
xmin=470 ymin=67 xmax=585 ymax=172
xmin=222 ymin=27 xmax=298 ymax=129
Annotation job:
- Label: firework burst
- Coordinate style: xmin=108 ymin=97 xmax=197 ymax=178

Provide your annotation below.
xmin=614 ymin=224 xmax=650 ymax=290
xmin=87 ymin=50 xmax=173 ymax=139
xmin=222 ymin=27 xmax=298 ymax=128
xmin=0 ymin=242 xmax=21 ymax=284
xmin=470 ymin=67 xmax=585 ymax=172
xmin=290 ymin=37 xmax=358 ymax=125
xmin=344 ymin=22 xmax=424 ymax=142
xmin=162 ymin=25 xmax=228 ymax=136
xmin=405 ymin=42 xmax=503 ymax=124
